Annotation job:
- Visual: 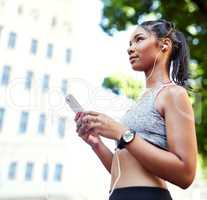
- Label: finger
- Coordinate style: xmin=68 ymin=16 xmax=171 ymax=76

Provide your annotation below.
xmin=74 ymin=112 xmax=82 ymax=121
xmin=76 ymin=112 xmax=86 ymax=127
xmin=78 ymin=123 xmax=88 ymax=136
xmin=84 ymin=111 xmax=100 ymax=116
xmin=84 ymin=121 xmax=102 ymax=133
xmin=76 ymin=122 xmax=81 ymax=132
xmin=81 ymin=115 xmax=99 ymax=124
xmin=79 ymin=112 xmax=86 ymax=120
xmin=76 ymin=117 xmax=82 ymax=132
xmin=81 ymin=132 xmax=89 ymax=141
xmin=76 ymin=117 xmax=82 ymax=129
xmin=76 ymin=118 xmax=86 ymax=133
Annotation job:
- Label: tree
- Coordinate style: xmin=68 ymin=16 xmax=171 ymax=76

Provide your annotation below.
xmin=100 ymin=0 xmax=207 ymax=176
xmin=102 ymin=74 xmax=144 ymax=100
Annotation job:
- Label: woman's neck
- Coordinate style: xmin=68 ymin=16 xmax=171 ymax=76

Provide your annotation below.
xmin=145 ymin=69 xmax=171 ymax=88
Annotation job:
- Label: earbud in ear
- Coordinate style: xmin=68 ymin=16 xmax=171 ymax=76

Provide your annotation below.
xmin=161 ymin=44 xmax=167 ymax=51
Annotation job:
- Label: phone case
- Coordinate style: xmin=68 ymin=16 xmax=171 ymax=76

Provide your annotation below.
xmin=65 ymin=94 xmax=84 ymax=113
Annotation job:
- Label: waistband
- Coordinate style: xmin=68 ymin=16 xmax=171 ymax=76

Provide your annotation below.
xmin=109 ymin=186 xmax=172 ymax=200
xmin=109 ymin=186 xmax=170 ymax=193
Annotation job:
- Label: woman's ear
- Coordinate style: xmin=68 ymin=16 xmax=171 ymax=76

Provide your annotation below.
xmin=160 ymin=38 xmax=172 ymax=52
xmin=161 ymin=44 xmax=168 ymax=51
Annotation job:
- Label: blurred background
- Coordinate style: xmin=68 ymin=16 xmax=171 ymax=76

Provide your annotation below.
xmin=0 ymin=0 xmax=206 ymax=200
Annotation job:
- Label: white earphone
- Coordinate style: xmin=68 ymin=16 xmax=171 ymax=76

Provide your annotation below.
xmin=161 ymin=44 xmax=168 ymax=51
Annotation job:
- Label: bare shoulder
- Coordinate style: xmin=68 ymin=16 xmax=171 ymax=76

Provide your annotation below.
xmin=164 ymin=85 xmax=189 ymax=103
xmin=167 ymin=84 xmax=187 ymax=94
xmin=163 ymin=84 xmax=193 ymax=115
xmin=155 ymin=85 xmax=189 ymax=117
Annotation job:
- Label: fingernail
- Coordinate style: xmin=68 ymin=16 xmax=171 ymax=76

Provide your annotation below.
xmin=74 ymin=113 xmax=79 ymax=121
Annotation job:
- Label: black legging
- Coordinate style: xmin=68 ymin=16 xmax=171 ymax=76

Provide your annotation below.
xmin=109 ymin=186 xmax=173 ymax=200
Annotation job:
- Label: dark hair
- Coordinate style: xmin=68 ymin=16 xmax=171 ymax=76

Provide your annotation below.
xmin=140 ymin=19 xmax=190 ymax=87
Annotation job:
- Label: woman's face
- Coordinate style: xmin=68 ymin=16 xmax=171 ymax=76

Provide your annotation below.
xmin=128 ymin=26 xmax=160 ymax=72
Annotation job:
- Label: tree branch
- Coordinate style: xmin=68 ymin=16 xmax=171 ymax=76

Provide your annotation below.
xmin=192 ymin=0 xmax=207 ymax=16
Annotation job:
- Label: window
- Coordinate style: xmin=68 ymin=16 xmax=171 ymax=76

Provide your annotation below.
xmin=17 ymin=5 xmax=23 ymax=15
xmin=46 ymin=43 xmax=53 ymax=59
xmin=30 ymin=39 xmax=38 ymax=55
xmin=63 ymin=21 xmax=71 ymax=33
xmin=30 ymin=9 xmax=39 ymax=21
xmin=19 ymin=111 xmax=29 ymax=133
xmin=25 ymin=71 xmax=33 ymax=89
xmin=42 ymin=163 xmax=49 ymax=181
xmin=65 ymin=48 xmax=71 ymax=63
xmin=61 ymin=79 xmax=68 ymax=95
xmin=1 ymin=65 xmax=11 ymax=86
xmin=42 ymin=74 xmax=49 ymax=92
xmin=8 ymin=162 xmax=17 ymax=180
xmin=51 ymin=17 xmax=57 ymax=27
xmin=54 ymin=163 xmax=62 ymax=181
xmin=0 ymin=0 xmax=5 ymax=7
xmin=58 ymin=117 xmax=65 ymax=138
xmin=0 ymin=108 xmax=5 ymax=130
xmin=25 ymin=162 xmax=34 ymax=181
xmin=38 ymin=113 xmax=46 ymax=134
xmin=8 ymin=32 xmax=17 ymax=49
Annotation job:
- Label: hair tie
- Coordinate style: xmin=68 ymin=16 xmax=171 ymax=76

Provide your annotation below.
xmin=165 ymin=28 xmax=174 ymax=37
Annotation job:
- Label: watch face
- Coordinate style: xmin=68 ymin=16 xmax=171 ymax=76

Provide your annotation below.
xmin=123 ymin=130 xmax=134 ymax=143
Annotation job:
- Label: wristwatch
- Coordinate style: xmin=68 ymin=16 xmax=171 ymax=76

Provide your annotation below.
xmin=117 ymin=128 xmax=136 ymax=149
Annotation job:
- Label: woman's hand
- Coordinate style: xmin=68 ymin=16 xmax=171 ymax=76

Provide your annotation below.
xmin=79 ymin=111 xmax=128 ymax=140
xmin=75 ymin=112 xmax=102 ymax=148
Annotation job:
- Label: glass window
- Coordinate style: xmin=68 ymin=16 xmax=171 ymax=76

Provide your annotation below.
xmin=42 ymin=74 xmax=49 ymax=92
xmin=61 ymin=79 xmax=68 ymax=95
xmin=19 ymin=111 xmax=29 ymax=133
xmin=8 ymin=32 xmax=17 ymax=49
xmin=51 ymin=17 xmax=57 ymax=27
xmin=30 ymin=39 xmax=38 ymax=55
xmin=0 ymin=107 xmax=5 ymax=131
xmin=25 ymin=71 xmax=33 ymax=89
xmin=65 ymin=48 xmax=71 ymax=63
xmin=31 ymin=9 xmax=39 ymax=21
xmin=8 ymin=161 xmax=17 ymax=180
xmin=1 ymin=65 xmax=11 ymax=86
xmin=47 ymin=43 xmax=53 ymax=59
xmin=25 ymin=162 xmax=34 ymax=181
xmin=58 ymin=117 xmax=65 ymax=138
xmin=42 ymin=163 xmax=49 ymax=181
xmin=17 ymin=5 xmax=23 ymax=15
xmin=54 ymin=163 xmax=62 ymax=181
xmin=38 ymin=113 xmax=46 ymax=134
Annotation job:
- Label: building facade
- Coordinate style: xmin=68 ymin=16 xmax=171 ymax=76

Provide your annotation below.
xmin=0 ymin=1 xmax=206 ymax=200
xmin=0 ymin=0 xmax=79 ymax=199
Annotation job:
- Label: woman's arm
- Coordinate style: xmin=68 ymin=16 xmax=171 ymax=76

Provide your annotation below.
xmin=75 ymin=112 xmax=113 ymax=174
xmin=91 ymin=140 xmax=113 ymax=174
xmin=123 ymin=86 xmax=198 ymax=189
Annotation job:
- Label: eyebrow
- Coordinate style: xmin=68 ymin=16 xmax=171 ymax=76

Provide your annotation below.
xmin=129 ymin=33 xmax=144 ymax=44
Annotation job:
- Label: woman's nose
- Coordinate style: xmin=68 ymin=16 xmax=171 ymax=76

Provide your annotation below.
xmin=127 ymin=45 xmax=135 ymax=55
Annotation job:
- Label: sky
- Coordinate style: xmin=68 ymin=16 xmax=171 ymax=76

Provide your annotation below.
xmin=71 ymin=0 xmax=145 ymax=87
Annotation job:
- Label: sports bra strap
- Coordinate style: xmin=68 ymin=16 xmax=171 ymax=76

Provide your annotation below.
xmin=154 ymin=82 xmax=175 ymax=99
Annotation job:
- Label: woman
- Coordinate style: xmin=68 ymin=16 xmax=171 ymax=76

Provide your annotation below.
xmin=74 ymin=19 xmax=198 ymax=200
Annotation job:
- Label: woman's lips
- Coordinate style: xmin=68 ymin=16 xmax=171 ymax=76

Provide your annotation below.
xmin=129 ymin=56 xmax=139 ymax=64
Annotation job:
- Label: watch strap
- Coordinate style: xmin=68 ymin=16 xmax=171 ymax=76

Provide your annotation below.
xmin=117 ymin=128 xmax=136 ymax=149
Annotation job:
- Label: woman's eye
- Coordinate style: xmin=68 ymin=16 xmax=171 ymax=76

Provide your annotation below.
xmin=136 ymin=37 xmax=143 ymax=42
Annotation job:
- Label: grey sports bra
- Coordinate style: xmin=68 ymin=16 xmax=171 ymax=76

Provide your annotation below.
xmin=120 ymin=83 xmax=176 ymax=151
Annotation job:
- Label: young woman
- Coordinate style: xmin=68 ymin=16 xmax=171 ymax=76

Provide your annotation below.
xmin=74 ymin=19 xmax=198 ymax=200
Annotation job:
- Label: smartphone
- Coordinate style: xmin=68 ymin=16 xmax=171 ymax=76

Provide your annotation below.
xmin=65 ymin=94 xmax=84 ymax=113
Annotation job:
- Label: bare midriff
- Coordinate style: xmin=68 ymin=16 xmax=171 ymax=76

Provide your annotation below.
xmin=110 ymin=148 xmax=167 ymax=190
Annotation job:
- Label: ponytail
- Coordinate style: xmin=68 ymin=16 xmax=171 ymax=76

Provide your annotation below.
xmin=171 ymin=31 xmax=190 ymax=87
